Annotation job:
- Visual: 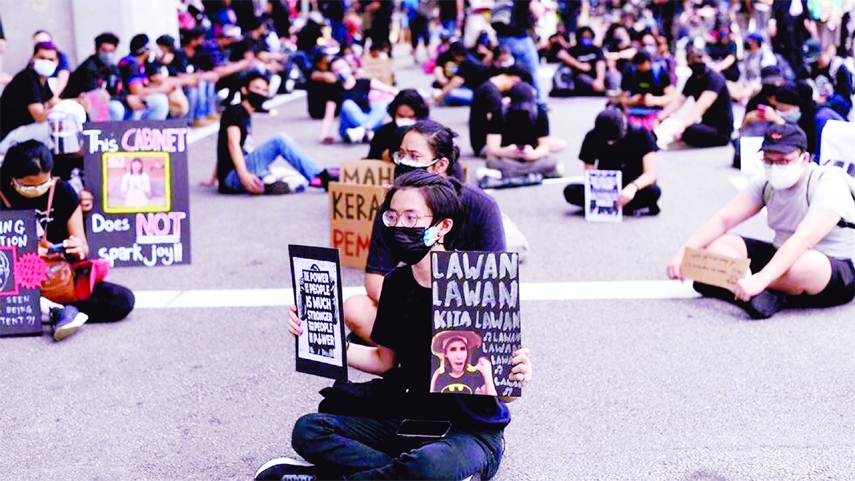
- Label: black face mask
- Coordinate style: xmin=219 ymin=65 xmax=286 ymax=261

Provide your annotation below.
xmin=383 ymin=225 xmax=440 ymax=265
xmin=689 ymin=63 xmax=706 ymax=76
xmin=394 ymin=163 xmax=424 ymax=178
xmin=246 ymin=91 xmax=268 ymax=110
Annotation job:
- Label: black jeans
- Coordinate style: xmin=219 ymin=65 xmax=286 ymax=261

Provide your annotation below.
xmin=681 ymin=124 xmax=731 ymax=148
xmin=71 ymin=281 xmax=135 ymax=323
xmin=563 ymin=183 xmax=661 ymax=214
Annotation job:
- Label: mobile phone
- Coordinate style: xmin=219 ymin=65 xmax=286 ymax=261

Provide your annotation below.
xmin=47 ymin=243 xmax=66 ymax=254
xmin=396 ymin=419 xmax=451 ymax=439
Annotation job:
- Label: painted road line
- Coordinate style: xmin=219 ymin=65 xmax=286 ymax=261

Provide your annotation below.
xmin=543 ymin=175 xmax=584 ymax=186
xmin=133 ymin=280 xmax=700 ymax=309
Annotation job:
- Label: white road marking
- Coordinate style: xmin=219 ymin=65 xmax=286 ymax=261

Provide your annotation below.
xmin=133 ymin=280 xmax=699 ymax=309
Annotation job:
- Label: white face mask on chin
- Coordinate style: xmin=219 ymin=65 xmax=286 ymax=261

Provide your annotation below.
xmin=395 ymin=117 xmax=416 ymax=127
xmin=764 ymin=158 xmax=805 ymax=190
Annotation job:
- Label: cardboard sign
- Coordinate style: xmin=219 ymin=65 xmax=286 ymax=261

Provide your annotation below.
xmin=329 ymin=181 xmax=386 ymax=269
xmin=680 ymin=247 xmax=751 ymax=291
xmin=340 ymin=160 xmax=395 ymax=186
xmin=740 ymin=136 xmax=764 ymax=176
xmin=431 ymin=251 xmax=522 ymax=398
xmin=289 ymin=245 xmax=347 ymax=381
xmin=584 ymin=170 xmax=622 ymax=222
xmin=0 ymin=211 xmax=42 ymax=337
xmin=83 ymin=120 xmax=191 ymax=268
xmin=361 ymin=55 xmax=394 ymax=85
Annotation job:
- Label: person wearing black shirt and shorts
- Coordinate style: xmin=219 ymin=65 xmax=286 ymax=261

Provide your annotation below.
xmin=564 ymin=109 xmax=661 ymax=216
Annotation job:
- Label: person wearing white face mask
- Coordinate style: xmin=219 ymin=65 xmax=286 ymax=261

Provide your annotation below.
xmin=667 ymin=123 xmax=855 ymax=320
xmin=62 ymin=33 xmax=126 ymax=122
xmin=0 ymin=42 xmax=62 ymax=141
xmin=32 ymin=30 xmax=71 ymax=99
xmin=366 ymin=89 xmax=430 ymax=161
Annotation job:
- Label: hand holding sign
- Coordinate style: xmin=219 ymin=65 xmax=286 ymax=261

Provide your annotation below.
xmin=679 ymin=247 xmax=751 ymax=292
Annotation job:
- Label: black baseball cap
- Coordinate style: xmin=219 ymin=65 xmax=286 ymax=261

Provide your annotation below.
xmin=593 ymin=108 xmax=627 ymax=142
xmin=761 ymin=123 xmax=808 ymax=154
xmin=130 ymin=34 xmax=150 ymax=55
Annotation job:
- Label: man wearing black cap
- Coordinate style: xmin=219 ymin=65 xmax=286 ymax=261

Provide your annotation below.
xmin=117 ymin=34 xmax=171 ymax=120
xmin=655 ymin=43 xmax=733 ymax=148
xmin=484 ymin=82 xmax=558 ymax=179
xmin=563 ymin=108 xmax=661 ymax=216
xmin=667 ymin=123 xmax=855 ymax=319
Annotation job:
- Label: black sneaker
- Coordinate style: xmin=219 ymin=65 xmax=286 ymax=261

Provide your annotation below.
xmin=51 ymin=305 xmax=89 ymax=341
xmin=692 ymin=282 xmax=736 ymax=302
xmin=254 ymin=457 xmax=317 ymax=481
xmin=479 ymin=172 xmax=543 ymax=190
xmin=264 ymin=180 xmax=291 ymax=195
xmin=741 ymin=290 xmax=785 ymax=320
xmin=628 ymin=204 xmax=661 ymax=217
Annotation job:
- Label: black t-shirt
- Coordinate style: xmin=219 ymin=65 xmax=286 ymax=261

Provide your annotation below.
xmin=366 ymin=183 xmax=506 ymax=275
xmin=63 ymin=55 xmax=124 ymax=100
xmin=621 ymin=61 xmax=671 ymax=97
xmin=488 ymin=105 xmax=550 ymax=148
xmin=606 ymin=44 xmax=632 ymax=76
xmin=707 ymin=40 xmax=740 ymax=82
xmin=318 ymin=0 xmax=345 ymax=22
xmin=216 ymin=104 xmax=252 ymax=192
xmin=0 ymin=69 xmax=53 ymax=140
xmin=457 ymin=55 xmax=491 ymax=91
xmin=366 ymin=121 xmax=406 ymax=160
xmin=681 ymin=68 xmax=734 ymax=136
xmin=371 ymin=266 xmax=511 ymax=430
xmin=469 ymin=81 xmax=504 ymax=155
xmin=228 ymin=36 xmax=266 ymax=62
xmin=342 ymin=78 xmax=372 ymax=112
xmin=306 ymin=77 xmax=342 ymax=119
xmin=438 ymin=0 xmax=460 ymax=21
xmin=810 ymin=59 xmax=854 ymax=101
xmin=493 ymin=0 xmax=533 ymax=37
xmin=579 ymin=125 xmax=657 ymax=187
xmin=0 ymin=181 xmax=79 ymax=244
xmin=158 ymin=51 xmax=191 ymax=77
xmin=296 ymin=22 xmax=323 ymax=53
xmin=566 ymin=44 xmax=604 ymax=74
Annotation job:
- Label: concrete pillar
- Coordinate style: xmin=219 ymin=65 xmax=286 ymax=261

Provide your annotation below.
xmin=0 ymin=0 xmax=178 ymax=75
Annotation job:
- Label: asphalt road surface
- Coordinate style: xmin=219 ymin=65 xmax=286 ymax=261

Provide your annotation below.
xmin=2 ymin=53 xmax=853 ymax=481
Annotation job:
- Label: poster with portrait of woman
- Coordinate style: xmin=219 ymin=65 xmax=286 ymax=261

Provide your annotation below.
xmin=102 ymin=152 xmax=171 ymax=214
xmin=430 ymin=251 xmax=522 ymax=397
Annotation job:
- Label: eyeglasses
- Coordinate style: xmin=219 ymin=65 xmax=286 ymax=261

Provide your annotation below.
xmin=382 ymin=209 xmax=432 ymax=228
xmin=392 ymin=150 xmax=440 ymax=168
xmin=762 ymin=151 xmax=802 ymax=166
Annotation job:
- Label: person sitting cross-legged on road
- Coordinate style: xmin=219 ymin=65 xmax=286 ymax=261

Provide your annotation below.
xmin=254 ymin=171 xmax=532 ymax=481
xmin=211 ymin=72 xmax=337 ymax=194
xmin=483 ymin=82 xmax=561 ymax=185
xmin=654 ymin=43 xmax=733 ymax=149
xmin=563 ymin=109 xmax=661 ymax=216
xmin=666 ymin=124 xmax=855 ymax=319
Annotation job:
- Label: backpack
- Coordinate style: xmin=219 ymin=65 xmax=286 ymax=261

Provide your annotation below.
xmin=762 ymin=164 xmax=855 ymax=229
xmin=551 ymin=65 xmax=575 ymax=97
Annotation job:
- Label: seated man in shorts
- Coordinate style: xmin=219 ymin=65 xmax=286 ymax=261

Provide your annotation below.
xmin=666 ymin=124 xmax=855 ymax=319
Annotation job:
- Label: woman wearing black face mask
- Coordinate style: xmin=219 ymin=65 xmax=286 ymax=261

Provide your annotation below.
xmin=264 ymin=170 xmax=533 ymax=481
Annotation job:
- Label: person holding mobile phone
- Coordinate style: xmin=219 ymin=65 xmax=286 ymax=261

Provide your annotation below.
xmin=256 ymin=171 xmax=533 ymax=481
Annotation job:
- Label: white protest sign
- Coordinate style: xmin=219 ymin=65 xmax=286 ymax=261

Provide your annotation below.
xmin=819 ymin=120 xmax=855 ymax=177
xmin=584 ymin=170 xmax=622 ymax=223
xmin=740 ymin=136 xmax=764 ymax=176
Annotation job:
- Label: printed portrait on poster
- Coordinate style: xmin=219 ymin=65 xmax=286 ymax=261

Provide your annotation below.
xmin=430 ymin=330 xmax=497 ymax=395
xmin=102 ymin=152 xmax=171 ymax=214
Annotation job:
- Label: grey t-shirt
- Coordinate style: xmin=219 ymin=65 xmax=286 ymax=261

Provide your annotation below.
xmin=744 ymin=164 xmax=855 ymax=260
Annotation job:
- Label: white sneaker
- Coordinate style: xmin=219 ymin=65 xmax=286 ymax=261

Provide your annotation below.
xmin=476 ymin=167 xmax=503 ymax=181
xmin=345 ymin=126 xmax=366 ymax=143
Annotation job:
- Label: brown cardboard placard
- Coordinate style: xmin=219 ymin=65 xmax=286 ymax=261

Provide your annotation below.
xmin=340 ymin=160 xmax=395 ymax=187
xmin=329 ymin=182 xmax=387 ymax=269
xmin=361 ymin=55 xmax=394 ymax=85
xmin=680 ymin=248 xmax=751 ymax=291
